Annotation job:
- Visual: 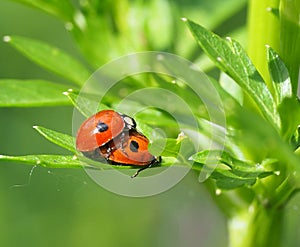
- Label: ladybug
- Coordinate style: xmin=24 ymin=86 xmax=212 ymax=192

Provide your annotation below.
xmin=99 ymin=129 xmax=161 ymax=177
xmin=76 ymin=109 xmax=136 ymax=152
xmin=76 ymin=110 xmax=161 ymax=177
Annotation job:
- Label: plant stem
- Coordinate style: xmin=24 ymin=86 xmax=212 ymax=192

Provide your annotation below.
xmin=228 ymin=201 xmax=284 ymax=247
xmin=247 ymin=0 xmax=280 ymax=90
xmin=279 ymin=0 xmax=300 ymax=94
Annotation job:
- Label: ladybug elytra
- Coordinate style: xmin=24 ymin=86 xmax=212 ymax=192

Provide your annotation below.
xmin=76 ymin=110 xmax=136 ymax=152
xmin=76 ymin=110 xmax=160 ymax=177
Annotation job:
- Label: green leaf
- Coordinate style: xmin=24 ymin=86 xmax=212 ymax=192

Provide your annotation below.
xmin=0 ymin=153 xmax=175 ymax=174
xmin=33 ymin=126 xmax=75 ymax=153
xmin=212 ymin=170 xmax=257 ymax=190
xmin=190 ymin=150 xmax=274 ymax=189
xmin=230 ymin=107 xmax=300 ymax=180
xmin=291 ymin=126 xmax=300 ymax=150
xmin=135 ymin=109 xmax=178 ymax=128
xmin=219 ymin=72 xmax=243 ymax=105
xmin=191 ymin=150 xmax=272 ymax=177
xmin=0 ymin=79 xmax=70 ymax=107
xmin=267 ymin=46 xmax=292 ymax=105
xmin=278 ymin=97 xmax=300 ymax=141
xmin=4 ymin=36 xmax=90 ymax=86
xmin=150 ymin=137 xmax=195 ymax=160
xmin=150 ymin=138 xmax=180 ymax=158
xmin=185 ymin=19 xmax=279 ymax=128
xmin=10 ymin=0 xmax=75 ymax=21
xmin=63 ymin=89 xmax=110 ymax=118
xmin=146 ymin=0 xmax=173 ymax=49
xmin=0 ymin=154 xmax=84 ymax=168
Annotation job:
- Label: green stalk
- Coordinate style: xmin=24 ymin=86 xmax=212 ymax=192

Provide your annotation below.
xmin=248 ymin=0 xmax=300 ymax=94
xmin=228 ymin=201 xmax=284 ymax=247
xmin=231 ymin=3 xmax=289 ymax=245
xmin=280 ymin=0 xmax=300 ymax=94
xmin=247 ymin=0 xmax=280 ymax=91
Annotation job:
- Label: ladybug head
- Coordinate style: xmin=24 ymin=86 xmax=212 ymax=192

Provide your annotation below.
xmin=120 ymin=114 xmax=136 ymax=130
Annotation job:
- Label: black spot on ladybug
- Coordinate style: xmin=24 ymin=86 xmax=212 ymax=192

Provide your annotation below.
xmin=96 ymin=121 xmax=109 ymax=132
xmin=130 ymin=140 xmax=139 ymax=152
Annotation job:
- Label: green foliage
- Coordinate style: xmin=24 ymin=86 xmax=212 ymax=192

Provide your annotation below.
xmin=278 ymin=97 xmax=300 ymax=142
xmin=248 ymin=0 xmax=300 ymax=95
xmin=279 ymin=0 xmax=300 ymax=92
xmin=1 ymin=1 xmax=299 ymax=194
xmin=266 ymin=46 xmax=292 ymax=105
xmin=185 ymin=19 xmax=280 ymax=129
xmin=190 ymin=150 xmax=274 ymax=189
xmin=5 ymin=35 xmax=90 ymax=86
xmin=0 ymin=154 xmax=83 ymax=168
xmin=9 ymin=0 xmax=75 ymax=21
xmin=33 ymin=126 xmax=76 ymax=152
xmin=0 ymin=79 xmax=70 ymax=107
xmin=1 ymin=1 xmax=299 ymax=246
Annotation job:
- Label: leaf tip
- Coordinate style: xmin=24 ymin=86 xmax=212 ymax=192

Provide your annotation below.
xmin=265 ymin=45 xmax=273 ymax=53
xmin=181 ymin=17 xmax=188 ymax=22
xmin=3 ymin=35 xmax=11 ymax=43
xmin=215 ymin=188 xmax=222 ymax=195
xmin=33 ymin=125 xmax=38 ymax=129
xmin=225 ymin=37 xmax=232 ymax=42
xmin=216 ymin=56 xmax=223 ymax=62
xmin=274 ymin=170 xmax=280 ymax=176
xmin=266 ymin=7 xmax=272 ymax=12
xmin=63 ymin=88 xmax=74 ymax=96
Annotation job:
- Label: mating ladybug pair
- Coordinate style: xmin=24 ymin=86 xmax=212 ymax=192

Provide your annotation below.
xmin=76 ymin=110 xmax=161 ymax=177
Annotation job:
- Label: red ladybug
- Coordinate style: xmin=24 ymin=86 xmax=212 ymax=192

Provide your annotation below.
xmin=99 ymin=129 xmax=161 ymax=177
xmin=76 ymin=110 xmax=161 ymax=177
xmin=76 ymin=109 xmax=136 ymax=152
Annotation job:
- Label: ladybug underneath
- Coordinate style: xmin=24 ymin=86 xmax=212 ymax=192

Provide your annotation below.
xmin=76 ymin=109 xmax=161 ymax=177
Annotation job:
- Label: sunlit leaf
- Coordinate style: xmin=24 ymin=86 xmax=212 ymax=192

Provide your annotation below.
xmin=0 ymin=154 xmax=83 ymax=168
xmin=33 ymin=126 xmax=75 ymax=152
xmin=64 ymin=89 xmax=110 ymax=118
xmin=219 ymin=72 xmax=243 ymax=105
xmin=5 ymin=36 xmax=90 ymax=86
xmin=190 ymin=150 xmax=274 ymax=189
xmin=212 ymin=170 xmax=257 ymax=190
xmin=267 ymin=46 xmax=292 ymax=105
xmin=10 ymin=0 xmax=75 ymax=21
xmin=185 ymin=19 xmax=279 ymax=128
xmin=278 ymin=97 xmax=300 ymax=141
xmin=150 ymin=137 xmax=195 ymax=160
xmin=0 ymin=79 xmax=70 ymax=107
xmin=191 ymin=150 xmax=273 ymax=177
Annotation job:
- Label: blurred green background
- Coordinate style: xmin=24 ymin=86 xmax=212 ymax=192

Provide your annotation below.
xmin=1 ymin=1 xmax=300 ymax=246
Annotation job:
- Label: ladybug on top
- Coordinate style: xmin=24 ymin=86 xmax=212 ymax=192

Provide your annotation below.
xmin=76 ymin=109 xmax=161 ymax=177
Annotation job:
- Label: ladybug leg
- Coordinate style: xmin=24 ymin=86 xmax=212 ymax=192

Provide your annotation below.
xmin=104 ymin=146 xmax=112 ymax=160
xmin=101 ymin=144 xmax=117 ymax=160
xmin=131 ymin=165 xmax=151 ymax=178
xmin=131 ymin=156 xmax=162 ymax=178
